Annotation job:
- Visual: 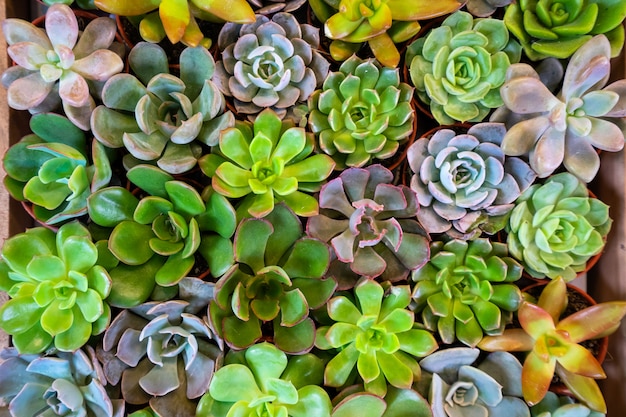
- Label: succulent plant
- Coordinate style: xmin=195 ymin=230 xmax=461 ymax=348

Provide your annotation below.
xmin=309 ymin=0 xmax=465 ymax=67
xmin=1 ymin=4 xmax=124 ymax=130
xmin=412 ymin=238 xmax=524 ymax=347
xmin=92 ymin=43 xmax=235 ymax=175
xmin=407 ymin=11 xmax=521 ymax=124
xmin=247 ymin=0 xmax=308 ymax=14
xmin=306 ymin=164 xmax=430 ymax=288
xmin=196 ymin=342 xmax=332 ymax=417
xmin=506 ymin=172 xmax=611 ymax=281
xmin=41 ymin=0 xmax=96 ymax=8
xmin=209 ymin=203 xmax=336 ymax=353
xmin=0 ymin=221 xmax=112 ymax=354
xmin=308 ymin=55 xmax=415 ymax=169
xmin=479 ymin=277 xmax=626 ymax=412
xmin=214 ymin=13 xmax=330 ymax=121
xmin=531 ymin=392 xmax=605 ymax=417
xmin=466 ymin=0 xmax=513 ymax=17
xmin=315 ymin=278 xmax=439 ymax=397
xmin=199 ymin=108 xmax=336 ymax=219
xmin=407 ymin=123 xmax=536 ymax=239
xmin=94 ymin=0 xmax=255 ymax=47
xmin=493 ymin=35 xmax=626 ymax=183
xmin=98 ymin=300 xmax=222 ymax=417
xmin=3 ymin=113 xmax=111 ymax=225
xmin=0 ymin=346 xmax=124 ymax=417
xmin=418 ymin=347 xmax=530 ymax=417
xmin=503 ymin=0 xmax=626 ymax=60
xmin=330 ymin=386 xmax=433 ymax=417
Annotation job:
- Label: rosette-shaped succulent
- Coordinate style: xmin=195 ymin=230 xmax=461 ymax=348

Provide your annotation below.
xmin=412 ymin=238 xmax=523 ymax=347
xmin=466 ymin=0 xmax=513 ymax=17
xmin=98 ymin=300 xmax=222 ymax=417
xmin=0 ymin=346 xmax=124 ymax=417
xmin=407 ymin=11 xmax=521 ymax=124
xmin=200 ymin=108 xmax=336 ymax=219
xmin=407 ymin=123 xmax=536 ymax=239
xmin=418 ymin=347 xmax=530 ymax=417
xmin=307 ymin=164 xmax=430 ymax=288
xmin=247 ymin=0 xmax=307 ymax=14
xmin=92 ymin=43 xmax=235 ymax=174
xmin=503 ymin=0 xmax=626 ymax=60
xmin=531 ymin=392 xmax=605 ymax=417
xmin=316 ymin=278 xmax=438 ymax=397
xmin=0 ymin=221 xmax=112 ymax=354
xmin=209 ymin=204 xmax=336 ymax=353
xmin=308 ymin=55 xmax=415 ymax=169
xmin=214 ymin=13 xmax=330 ymax=120
xmin=3 ymin=113 xmax=111 ymax=225
xmin=494 ymin=35 xmax=626 ymax=183
xmin=506 ymin=172 xmax=611 ymax=281
xmin=196 ymin=342 xmax=332 ymax=417
xmin=1 ymin=4 xmax=124 ymax=130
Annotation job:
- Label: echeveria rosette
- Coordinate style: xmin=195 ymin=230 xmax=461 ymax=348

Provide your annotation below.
xmin=98 ymin=300 xmax=222 ymax=417
xmin=315 ymin=278 xmax=438 ymax=397
xmin=1 ymin=4 xmax=124 ymax=130
xmin=309 ymin=0 xmax=465 ymax=67
xmin=407 ymin=11 xmax=521 ymax=124
xmin=503 ymin=0 xmax=626 ymax=60
xmin=307 ymin=164 xmax=430 ymax=289
xmin=247 ymin=0 xmax=307 ymax=15
xmin=308 ymin=55 xmax=415 ymax=169
xmin=495 ymin=35 xmax=626 ymax=183
xmin=92 ymin=43 xmax=235 ymax=175
xmin=466 ymin=0 xmax=513 ymax=17
xmin=479 ymin=277 xmax=626 ymax=412
xmin=531 ymin=392 xmax=605 ymax=417
xmin=196 ymin=342 xmax=332 ymax=417
xmin=209 ymin=204 xmax=336 ymax=353
xmin=407 ymin=123 xmax=536 ymax=240
xmin=506 ymin=172 xmax=611 ymax=281
xmin=3 ymin=113 xmax=111 ymax=225
xmin=0 ymin=346 xmax=124 ymax=417
xmin=214 ymin=13 xmax=330 ymax=121
xmin=0 ymin=221 xmax=112 ymax=354
xmin=417 ymin=347 xmax=530 ymax=417
xmin=200 ymin=108 xmax=336 ymax=219
xmin=412 ymin=238 xmax=524 ymax=347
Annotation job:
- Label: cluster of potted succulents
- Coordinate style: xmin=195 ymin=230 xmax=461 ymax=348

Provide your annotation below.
xmin=1 ymin=1 xmax=626 ymax=416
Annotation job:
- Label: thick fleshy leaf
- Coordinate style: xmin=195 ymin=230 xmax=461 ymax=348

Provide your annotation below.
xmin=557 ymin=301 xmax=626 ymax=342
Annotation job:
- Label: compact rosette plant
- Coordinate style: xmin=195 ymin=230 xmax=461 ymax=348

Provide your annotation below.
xmin=466 ymin=0 xmax=513 ymax=16
xmin=0 ymin=221 xmax=112 ymax=354
xmin=503 ymin=0 xmax=626 ymax=60
xmin=209 ymin=204 xmax=336 ymax=353
xmin=407 ymin=10 xmax=521 ymax=124
xmin=92 ymin=43 xmax=235 ymax=174
xmin=200 ymin=108 xmax=336 ymax=219
xmin=315 ymin=278 xmax=439 ymax=397
xmin=3 ymin=113 xmax=111 ymax=225
xmin=417 ymin=347 xmax=530 ymax=417
xmin=307 ymin=164 xmax=430 ymax=288
xmin=308 ymin=55 xmax=415 ymax=169
xmin=493 ymin=35 xmax=626 ymax=183
xmin=479 ymin=277 xmax=626 ymax=412
xmin=412 ymin=238 xmax=524 ymax=347
xmin=1 ymin=4 xmax=124 ymax=130
xmin=407 ymin=123 xmax=536 ymax=239
xmin=0 ymin=346 xmax=124 ymax=417
xmin=506 ymin=172 xmax=611 ymax=281
xmin=247 ymin=0 xmax=307 ymax=14
xmin=214 ymin=13 xmax=330 ymax=120
xmin=98 ymin=300 xmax=222 ymax=417
xmin=531 ymin=392 xmax=605 ymax=417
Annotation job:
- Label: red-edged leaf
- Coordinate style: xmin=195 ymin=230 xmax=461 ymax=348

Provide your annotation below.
xmin=536 ymin=277 xmax=568 ymax=323
xmin=477 ymin=328 xmax=535 ymax=352
xmin=556 ymin=365 xmax=607 ymax=413
xmin=518 ymin=301 xmax=555 ymax=340
xmin=557 ymin=301 xmax=626 ymax=343
xmin=557 ymin=342 xmax=606 ymax=378
xmin=522 ymin=351 xmax=555 ymax=406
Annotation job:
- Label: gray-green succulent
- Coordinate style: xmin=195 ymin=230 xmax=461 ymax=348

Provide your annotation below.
xmin=530 ymin=392 xmax=605 ymax=417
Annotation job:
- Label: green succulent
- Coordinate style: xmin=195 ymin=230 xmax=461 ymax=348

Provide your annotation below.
xmin=506 ymin=172 xmax=611 ymax=280
xmin=40 ymin=0 xmax=96 ymax=9
xmin=196 ymin=342 xmax=332 ymax=417
xmin=3 ymin=113 xmax=111 ymax=225
xmin=407 ymin=11 xmax=521 ymax=124
xmin=412 ymin=238 xmax=523 ymax=347
xmin=92 ymin=43 xmax=235 ymax=174
xmin=199 ymin=108 xmax=336 ymax=219
xmin=308 ymin=55 xmax=415 ymax=169
xmin=0 ymin=221 xmax=112 ymax=354
xmin=504 ymin=0 xmax=626 ymax=60
xmin=316 ymin=278 xmax=438 ymax=397
xmin=209 ymin=204 xmax=336 ymax=353
xmin=531 ymin=392 xmax=605 ymax=417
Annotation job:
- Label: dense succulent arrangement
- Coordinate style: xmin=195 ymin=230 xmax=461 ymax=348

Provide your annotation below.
xmin=1 ymin=2 xmax=626 ymax=417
